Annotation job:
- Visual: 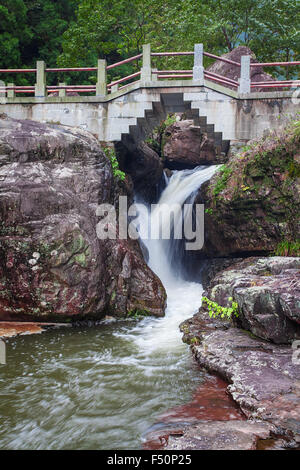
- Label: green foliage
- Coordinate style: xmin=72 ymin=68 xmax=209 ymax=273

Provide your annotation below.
xmin=145 ymin=114 xmax=177 ymax=157
xmin=274 ymin=239 xmax=300 ymax=257
xmin=0 ymin=0 xmax=31 ymax=69
xmin=0 ymin=0 xmax=76 ymax=85
xmin=291 ymin=119 xmax=300 ymax=141
xmin=205 ymin=208 xmax=213 ymax=215
xmin=0 ymin=0 xmax=298 ymax=88
xmin=288 ymin=161 xmax=300 ymax=178
xmin=103 ymin=146 xmax=125 ymax=181
xmin=190 ymin=337 xmax=200 ymax=345
xmin=213 ymin=165 xmax=233 ymax=196
xmin=163 ymin=114 xmax=177 ymax=129
xmin=202 ymin=296 xmax=239 ymax=320
xmin=127 ymin=308 xmax=149 ymax=319
xmin=175 ymin=0 xmax=299 ymax=77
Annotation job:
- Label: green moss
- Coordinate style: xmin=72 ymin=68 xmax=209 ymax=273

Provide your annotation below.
xmin=288 ymin=161 xmax=300 ymax=178
xmin=190 ymin=337 xmax=200 ymax=345
xmin=111 ymin=290 xmax=116 ymax=301
xmin=212 ymin=165 xmax=233 ymax=196
xmin=74 ymin=252 xmax=88 ymax=267
xmin=126 ymin=308 xmax=150 ymax=319
xmin=0 ymin=223 xmax=29 ymax=237
xmin=70 ymin=234 xmax=85 ymax=254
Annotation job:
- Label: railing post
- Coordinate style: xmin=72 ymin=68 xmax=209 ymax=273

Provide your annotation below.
xmin=141 ymin=44 xmax=151 ymax=81
xmin=152 ymin=68 xmax=158 ymax=81
xmin=7 ymin=83 xmax=15 ymax=98
xmin=35 ymin=61 xmax=46 ymax=97
xmin=96 ymin=59 xmax=107 ymax=96
xmin=59 ymin=83 xmax=66 ymax=98
xmin=111 ymin=84 xmax=119 ymax=93
xmin=239 ymin=56 xmax=251 ymax=94
xmin=193 ymin=44 xmax=204 ymax=84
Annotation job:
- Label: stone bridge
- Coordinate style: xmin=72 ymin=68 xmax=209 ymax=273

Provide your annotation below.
xmin=0 ymin=44 xmax=299 ymax=153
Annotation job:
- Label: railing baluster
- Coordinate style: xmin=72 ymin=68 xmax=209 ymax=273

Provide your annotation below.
xmin=7 ymin=83 xmax=15 ymax=98
xmin=111 ymin=84 xmax=119 ymax=93
xmin=152 ymin=68 xmax=158 ymax=81
xmin=59 ymin=83 xmax=66 ymax=98
xmin=96 ymin=59 xmax=107 ymax=96
xmin=239 ymin=56 xmax=251 ymax=94
xmin=141 ymin=44 xmax=152 ymax=82
xmin=193 ymin=44 xmax=204 ymax=84
xmin=35 ymin=61 xmax=46 ymax=97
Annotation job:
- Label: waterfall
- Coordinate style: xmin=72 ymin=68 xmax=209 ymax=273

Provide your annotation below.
xmin=133 ymin=165 xmax=218 ymax=353
xmin=137 ymin=165 xmax=218 ymax=288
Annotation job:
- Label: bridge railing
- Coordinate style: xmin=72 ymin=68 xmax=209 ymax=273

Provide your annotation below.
xmin=0 ymin=44 xmax=299 ymax=98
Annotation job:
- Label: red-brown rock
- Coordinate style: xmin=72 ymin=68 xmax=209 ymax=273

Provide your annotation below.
xmin=0 ymin=115 xmax=166 ymax=321
xmin=207 ymin=46 xmax=277 ymax=91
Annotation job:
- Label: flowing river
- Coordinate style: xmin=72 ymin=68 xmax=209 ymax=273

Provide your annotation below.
xmin=0 ymin=166 xmax=218 ymax=450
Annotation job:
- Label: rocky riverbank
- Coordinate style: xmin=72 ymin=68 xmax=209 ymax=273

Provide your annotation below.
xmin=170 ymin=257 xmax=300 ymax=450
xmin=197 ymin=119 xmax=300 ymax=258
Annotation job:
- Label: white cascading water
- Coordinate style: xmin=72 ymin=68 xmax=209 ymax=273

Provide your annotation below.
xmin=133 ymin=165 xmax=218 ymax=353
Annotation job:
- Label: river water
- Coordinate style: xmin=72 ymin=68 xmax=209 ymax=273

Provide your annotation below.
xmin=0 ymin=166 xmax=218 ymax=450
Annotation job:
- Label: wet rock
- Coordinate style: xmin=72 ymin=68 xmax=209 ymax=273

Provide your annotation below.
xmin=105 ymin=236 xmax=166 ymax=318
xmin=165 ymin=420 xmax=276 ymax=450
xmin=0 ymin=321 xmax=71 ymax=338
xmin=189 ymin=327 xmax=300 ymax=445
xmin=199 ymin=257 xmax=244 ymax=290
xmin=118 ymin=141 xmax=163 ymax=202
xmin=0 ymin=115 xmax=166 ymax=321
xmin=162 ymin=121 xmax=221 ymax=169
xmin=181 ymin=257 xmax=300 ymax=447
xmin=206 ymin=257 xmax=300 ymax=344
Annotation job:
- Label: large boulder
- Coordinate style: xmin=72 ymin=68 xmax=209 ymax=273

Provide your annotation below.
xmin=207 ymin=46 xmax=276 ymax=91
xmin=197 ymin=120 xmax=300 ymax=257
xmin=0 ymin=115 xmax=166 ymax=321
xmin=105 ymin=237 xmax=166 ymax=317
xmin=162 ymin=120 xmax=221 ymax=169
xmin=205 ymin=257 xmax=300 ymax=344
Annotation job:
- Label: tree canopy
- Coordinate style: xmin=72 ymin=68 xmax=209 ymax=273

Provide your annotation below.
xmin=0 ymin=0 xmax=299 ymax=83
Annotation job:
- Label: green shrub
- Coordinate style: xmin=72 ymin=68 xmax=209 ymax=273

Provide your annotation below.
xmin=274 ymin=239 xmax=300 ymax=257
xmin=103 ymin=146 xmax=125 ymax=181
xmin=164 ymin=113 xmax=177 ymax=128
xmin=202 ymin=296 xmax=239 ymax=320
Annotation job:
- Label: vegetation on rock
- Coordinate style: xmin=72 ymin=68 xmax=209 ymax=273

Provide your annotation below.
xmin=202 ymin=117 xmax=300 ymax=256
xmin=274 ymin=239 xmax=300 ymax=257
xmin=103 ymin=146 xmax=126 ymax=181
xmin=202 ymin=296 xmax=239 ymax=320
